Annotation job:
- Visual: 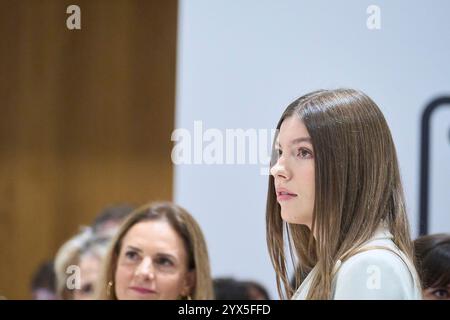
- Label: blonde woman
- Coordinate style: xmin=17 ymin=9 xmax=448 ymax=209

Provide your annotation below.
xmin=54 ymin=228 xmax=110 ymax=300
xmin=97 ymin=202 xmax=214 ymax=300
xmin=54 ymin=227 xmax=92 ymax=299
xmin=266 ymin=88 xmax=422 ymax=300
xmin=74 ymin=236 xmax=110 ymax=299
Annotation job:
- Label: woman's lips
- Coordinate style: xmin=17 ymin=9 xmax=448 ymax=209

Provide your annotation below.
xmin=129 ymin=286 xmax=156 ymax=295
xmin=277 ymin=193 xmax=298 ymax=201
xmin=276 ymin=188 xmax=298 ymax=202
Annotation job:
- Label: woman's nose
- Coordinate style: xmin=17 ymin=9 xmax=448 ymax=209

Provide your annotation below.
xmin=134 ymin=257 xmax=155 ymax=280
xmin=270 ymin=159 xmax=289 ymax=180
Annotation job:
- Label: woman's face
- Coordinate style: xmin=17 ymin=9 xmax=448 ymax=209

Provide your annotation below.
xmin=270 ymin=116 xmax=315 ymax=228
xmin=423 ymin=285 xmax=450 ymax=300
xmin=73 ymin=254 xmax=101 ymax=300
xmin=114 ymin=220 xmax=194 ymax=300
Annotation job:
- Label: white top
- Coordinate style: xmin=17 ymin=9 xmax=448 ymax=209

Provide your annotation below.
xmin=292 ymin=226 xmax=422 ymax=300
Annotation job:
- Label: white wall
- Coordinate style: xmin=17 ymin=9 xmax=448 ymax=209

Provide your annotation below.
xmin=175 ymin=0 xmax=450 ymax=299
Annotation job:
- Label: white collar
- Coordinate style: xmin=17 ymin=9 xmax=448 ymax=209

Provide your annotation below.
xmin=370 ymin=222 xmax=394 ymax=241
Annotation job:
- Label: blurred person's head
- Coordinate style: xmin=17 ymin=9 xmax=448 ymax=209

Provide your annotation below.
xmin=31 ymin=260 xmax=57 ymax=300
xmin=414 ymin=233 xmax=450 ymax=300
xmin=54 ymin=227 xmax=109 ymax=300
xmin=98 ymin=202 xmax=213 ymax=300
xmin=91 ymin=204 xmax=134 ymax=238
xmin=73 ymin=236 xmax=110 ymax=300
xmin=213 ymin=278 xmax=251 ymax=300
xmin=243 ymin=281 xmax=270 ymax=300
xmin=54 ymin=228 xmax=92 ymax=299
xmin=213 ymin=278 xmax=270 ymax=300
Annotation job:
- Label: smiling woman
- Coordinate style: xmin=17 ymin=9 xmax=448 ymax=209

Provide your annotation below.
xmin=97 ymin=202 xmax=214 ymax=300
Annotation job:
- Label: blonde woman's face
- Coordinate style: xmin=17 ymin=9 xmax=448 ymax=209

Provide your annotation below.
xmin=114 ymin=220 xmax=194 ymax=300
xmin=270 ymin=116 xmax=315 ymax=228
xmin=73 ymin=254 xmax=101 ymax=300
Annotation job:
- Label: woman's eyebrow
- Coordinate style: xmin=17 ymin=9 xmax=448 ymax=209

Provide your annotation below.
xmin=291 ymin=137 xmax=311 ymax=144
xmin=276 ymin=137 xmax=311 ymax=148
xmin=126 ymin=245 xmax=142 ymax=253
xmin=156 ymin=252 xmax=177 ymax=260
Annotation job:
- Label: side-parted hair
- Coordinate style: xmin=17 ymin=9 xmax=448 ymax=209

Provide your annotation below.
xmin=97 ymin=202 xmax=214 ymax=300
xmin=266 ymin=89 xmax=416 ymax=299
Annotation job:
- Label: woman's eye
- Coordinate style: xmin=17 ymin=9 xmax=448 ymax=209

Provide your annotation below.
xmin=432 ymin=289 xmax=449 ymax=299
xmin=157 ymin=257 xmax=173 ymax=267
xmin=297 ymin=148 xmax=313 ymax=159
xmin=125 ymin=251 xmax=139 ymax=261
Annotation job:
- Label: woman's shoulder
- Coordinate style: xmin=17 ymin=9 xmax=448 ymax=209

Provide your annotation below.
xmin=332 ymin=246 xmax=421 ymax=299
xmin=347 ymin=241 xmax=409 ymax=263
xmin=338 ymin=246 xmax=410 ymax=277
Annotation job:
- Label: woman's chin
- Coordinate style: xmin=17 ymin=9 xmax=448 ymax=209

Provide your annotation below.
xmin=117 ymin=291 xmax=159 ymax=300
xmin=280 ymin=211 xmax=310 ymax=227
xmin=280 ymin=211 xmax=297 ymax=224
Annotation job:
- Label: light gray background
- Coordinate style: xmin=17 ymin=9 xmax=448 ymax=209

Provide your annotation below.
xmin=175 ymin=0 xmax=450 ymax=299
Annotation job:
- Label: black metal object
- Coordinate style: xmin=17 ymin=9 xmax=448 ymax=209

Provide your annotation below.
xmin=419 ymin=96 xmax=450 ymax=235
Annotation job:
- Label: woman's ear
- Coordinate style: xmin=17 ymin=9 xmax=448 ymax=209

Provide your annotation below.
xmin=181 ymin=270 xmax=196 ymax=297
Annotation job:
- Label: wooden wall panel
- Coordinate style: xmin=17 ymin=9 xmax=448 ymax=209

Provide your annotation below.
xmin=0 ymin=0 xmax=177 ymax=299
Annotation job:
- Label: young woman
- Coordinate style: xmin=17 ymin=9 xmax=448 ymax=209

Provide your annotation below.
xmin=97 ymin=202 xmax=214 ymax=300
xmin=414 ymin=233 xmax=450 ymax=300
xmin=266 ymin=88 xmax=422 ymax=299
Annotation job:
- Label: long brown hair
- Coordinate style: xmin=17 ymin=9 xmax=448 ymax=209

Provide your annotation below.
xmin=97 ymin=202 xmax=214 ymax=300
xmin=266 ymin=89 xmax=415 ymax=299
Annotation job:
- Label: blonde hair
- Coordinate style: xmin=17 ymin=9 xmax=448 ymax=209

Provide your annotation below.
xmin=266 ymin=89 xmax=416 ymax=299
xmin=54 ymin=227 xmax=93 ymax=299
xmin=97 ymin=202 xmax=214 ymax=300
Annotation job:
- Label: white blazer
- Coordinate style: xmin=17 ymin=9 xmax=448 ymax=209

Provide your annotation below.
xmin=292 ymin=226 xmax=422 ymax=300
